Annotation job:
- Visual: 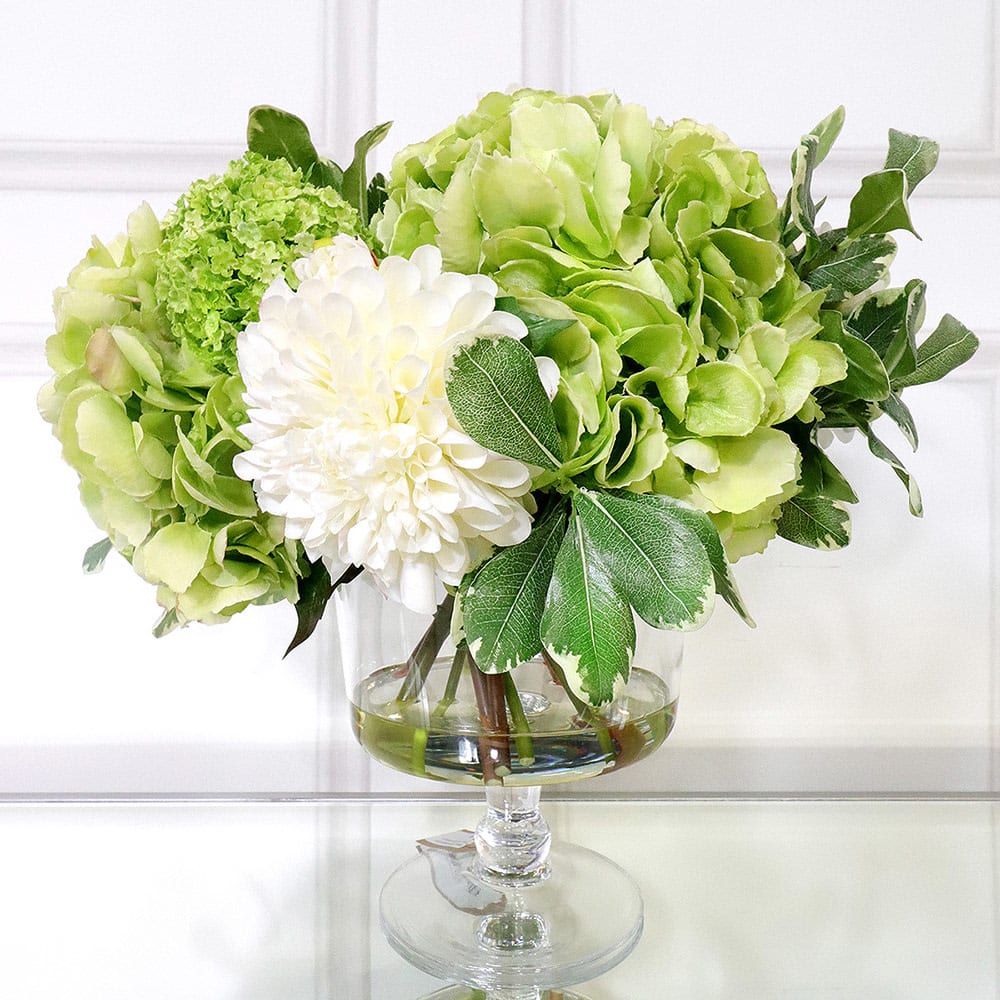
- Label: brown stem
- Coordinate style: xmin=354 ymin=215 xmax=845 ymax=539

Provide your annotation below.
xmin=468 ymin=661 xmax=511 ymax=784
xmin=396 ymin=592 xmax=455 ymax=702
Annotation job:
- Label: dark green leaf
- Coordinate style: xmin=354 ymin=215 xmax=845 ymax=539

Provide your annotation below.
xmin=846 ymin=280 xmax=924 ymax=378
xmin=285 ymin=562 xmax=362 ymax=657
xmin=246 ymin=105 xmax=342 ymax=189
xmin=799 ymin=441 xmax=859 ymax=503
xmin=847 ymin=169 xmax=919 ymax=239
xmin=83 ymin=537 xmax=112 ymax=574
xmin=446 ymin=336 xmax=564 ymax=470
xmin=818 ymin=310 xmax=891 ymax=401
xmin=805 ymin=234 xmax=896 ymax=299
xmin=367 ymin=172 xmax=388 ymax=223
xmin=341 ymin=121 xmax=392 ymax=224
xmin=606 ymin=490 xmax=754 ymax=627
xmin=892 ymin=314 xmax=980 ymax=389
xmin=879 ymin=391 xmax=918 ymax=450
xmin=860 ymin=423 xmax=923 ymax=516
xmin=541 ymin=506 xmax=634 ymax=706
xmin=461 ymin=501 xmax=569 ymax=673
xmin=884 ymin=130 xmax=939 ymax=193
xmin=777 ymin=495 xmax=851 ymax=549
xmin=494 ymin=296 xmax=575 ymax=354
xmin=575 ymin=489 xmax=715 ymax=631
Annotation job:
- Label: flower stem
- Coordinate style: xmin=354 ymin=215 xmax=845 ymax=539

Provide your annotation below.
xmin=396 ymin=592 xmax=455 ymax=703
xmin=430 ymin=640 xmax=471 ymax=726
xmin=502 ymin=672 xmax=535 ymax=767
xmin=468 ymin=660 xmax=511 ymax=784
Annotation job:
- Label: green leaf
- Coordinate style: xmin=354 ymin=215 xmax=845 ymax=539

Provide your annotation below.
xmin=782 ymin=107 xmax=844 ymax=242
xmin=846 ymin=280 xmax=924 ymax=378
xmin=777 ymin=494 xmax=851 ymax=550
xmin=342 ymin=121 xmax=393 ymax=224
xmin=541 ymin=506 xmax=634 ymax=706
xmin=805 ymin=234 xmax=896 ymax=299
xmin=818 ymin=310 xmax=891 ymax=401
xmin=609 ymin=490 xmax=755 ymax=627
xmin=859 ymin=423 xmax=923 ymax=516
xmin=246 ymin=105 xmax=342 ymax=189
xmin=892 ymin=314 xmax=979 ymax=389
xmin=446 ymin=336 xmax=564 ymax=470
xmin=847 ymin=169 xmax=919 ymax=239
xmin=367 ymin=172 xmax=388 ymax=223
xmin=813 ymin=106 xmax=846 ymax=163
xmin=879 ymin=391 xmax=918 ymax=450
xmin=799 ymin=441 xmax=859 ymax=503
xmin=494 ymin=296 xmax=575 ymax=354
xmin=884 ymin=130 xmax=939 ymax=193
xmin=575 ymin=488 xmax=715 ymax=631
xmin=82 ymin=537 xmax=112 ymax=574
xmin=461 ymin=500 xmax=568 ymax=673
xmin=152 ymin=609 xmax=180 ymax=638
xmin=285 ymin=562 xmax=362 ymax=657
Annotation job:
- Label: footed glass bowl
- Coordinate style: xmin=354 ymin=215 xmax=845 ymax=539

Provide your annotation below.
xmin=334 ymin=573 xmax=682 ymax=998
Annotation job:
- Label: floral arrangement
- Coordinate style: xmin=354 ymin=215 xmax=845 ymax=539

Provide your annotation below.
xmin=40 ymin=91 xmax=977 ymax=707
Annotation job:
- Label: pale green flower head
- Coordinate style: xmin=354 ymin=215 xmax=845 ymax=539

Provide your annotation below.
xmin=38 ymin=189 xmax=347 ymax=631
xmin=376 ymin=89 xmax=850 ymax=557
xmin=156 ymin=151 xmax=366 ymax=375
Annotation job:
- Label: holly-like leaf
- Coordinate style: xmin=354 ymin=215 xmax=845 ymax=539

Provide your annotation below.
xmin=341 ymin=121 xmax=392 ymax=224
xmin=892 ymin=314 xmax=979 ymax=389
xmin=605 ymin=489 xmax=754 ymax=627
xmin=461 ymin=500 xmax=568 ymax=673
xmin=446 ymin=336 xmax=564 ymax=470
xmin=884 ymin=130 xmax=939 ymax=194
xmin=285 ymin=561 xmax=362 ymax=657
xmin=541 ymin=505 xmax=634 ymax=706
xmin=847 ymin=169 xmax=918 ymax=239
xmin=805 ymin=234 xmax=897 ymax=300
xmin=494 ymin=296 xmax=575 ymax=354
xmin=575 ymin=489 xmax=715 ymax=631
xmin=83 ymin=537 xmax=112 ymax=574
xmin=777 ymin=494 xmax=851 ymax=550
xmin=246 ymin=105 xmax=342 ymax=189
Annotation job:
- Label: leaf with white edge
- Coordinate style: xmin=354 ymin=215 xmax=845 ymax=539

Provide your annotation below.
xmin=447 ymin=336 xmax=564 ymax=470
xmin=860 ymin=423 xmax=923 ymax=516
xmin=805 ymin=234 xmax=897 ymax=300
xmin=847 ymin=170 xmax=918 ymax=239
xmin=777 ymin=494 xmax=851 ymax=550
xmin=82 ymin=537 xmax=112 ymax=574
xmin=892 ymin=314 xmax=979 ymax=389
xmin=246 ymin=105 xmax=342 ymax=189
xmin=461 ymin=500 xmax=569 ymax=673
xmin=846 ymin=280 xmax=924 ymax=379
xmin=152 ymin=609 xmax=180 ymax=638
xmin=884 ymin=130 xmax=939 ymax=193
xmin=341 ymin=121 xmax=392 ymax=224
xmin=575 ymin=489 xmax=715 ymax=631
xmin=783 ymin=108 xmax=843 ymax=243
xmin=541 ymin=507 xmax=634 ymax=706
xmin=608 ymin=489 xmax=755 ymax=627
xmin=494 ymin=296 xmax=575 ymax=355
xmin=817 ymin=310 xmax=891 ymax=402
xmin=880 ymin=391 xmax=918 ymax=450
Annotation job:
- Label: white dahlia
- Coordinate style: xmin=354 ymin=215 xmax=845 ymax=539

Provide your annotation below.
xmin=233 ymin=236 xmax=544 ymax=614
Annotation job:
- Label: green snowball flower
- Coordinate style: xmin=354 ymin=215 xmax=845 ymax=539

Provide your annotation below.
xmin=156 ymin=151 xmax=365 ymax=374
xmin=376 ymin=89 xmax=847 ymax=559
xmin=40 ymin=156 xmax=369 ymax=631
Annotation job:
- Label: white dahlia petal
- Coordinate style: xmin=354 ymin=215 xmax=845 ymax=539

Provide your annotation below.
xmin=235 ymin=239 xmax=540 ymax=614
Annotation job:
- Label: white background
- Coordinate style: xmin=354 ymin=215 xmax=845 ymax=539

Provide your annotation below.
xmin=0 ymin=0 xmax=997 ymax=796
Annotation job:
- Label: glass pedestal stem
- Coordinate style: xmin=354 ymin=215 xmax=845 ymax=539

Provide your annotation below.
xmin=475 ymin=785 xmax=551 ymax=882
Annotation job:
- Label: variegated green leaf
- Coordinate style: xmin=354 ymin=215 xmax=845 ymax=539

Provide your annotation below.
xmin=82 ymin=537 xmax=112 ymax=574
xmin=818 ymin=310 xmax=891 ymax=402
xmin=879 ymin=391 xmax=918 ymax=450
xmin=861 ymin=424 xmax=923 ymax=516
xmin=777 ymin=495 xmax=851 ymax=550
xmin=884 ymin=130 xmax=939 ymax=193
xmin=847 ymin=170 xmax=918 ymax=239
xmin=846 ymin=280 xmax=924 ymax=378
xmin=892 ymin=314 xmax=979 ymax=389
xmin=461 ymin=500 xmax=568 ymax=673
xmin=799 ymin=442 xmax=859 ymax=504
xmin=805 ymin=235 xmax=897 ymax=300
xmin=541 ymin=505 xmax=634 ymax=706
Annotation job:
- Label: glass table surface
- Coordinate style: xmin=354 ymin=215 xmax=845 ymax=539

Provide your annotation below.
xmin=1 ymin=796 xmax=997 ymax=999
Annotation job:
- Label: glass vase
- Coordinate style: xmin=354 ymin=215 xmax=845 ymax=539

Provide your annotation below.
xmin=334 ymin=571 xmax=682 ymax=998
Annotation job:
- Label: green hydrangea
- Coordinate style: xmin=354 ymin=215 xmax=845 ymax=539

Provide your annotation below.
xmin=156 ymin=151 xmax=365 ymax=374
xmin=376 ymin=89 xmax=847 ymax=558
xmin=39 ymin=155 xmax=368 ymax=631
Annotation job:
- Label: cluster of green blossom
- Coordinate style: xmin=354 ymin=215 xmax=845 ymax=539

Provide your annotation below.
xmin=39 ymin=154 xmax=366 ymax=630
xmin=376 ymin=89 xmax=848 ymax=558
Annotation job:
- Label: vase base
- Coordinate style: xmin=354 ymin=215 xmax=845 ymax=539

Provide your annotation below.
xmin=381 ymin=835 xmax=642 ymax=992
xmin=420 ymin=988 xmax=591 ymax=1000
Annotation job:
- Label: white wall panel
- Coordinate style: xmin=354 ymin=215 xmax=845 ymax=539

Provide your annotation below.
xmin=0 ymin=1 xmax=327 ymax=145
xmin=373 ymin=0 xmax=524 ymax=173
